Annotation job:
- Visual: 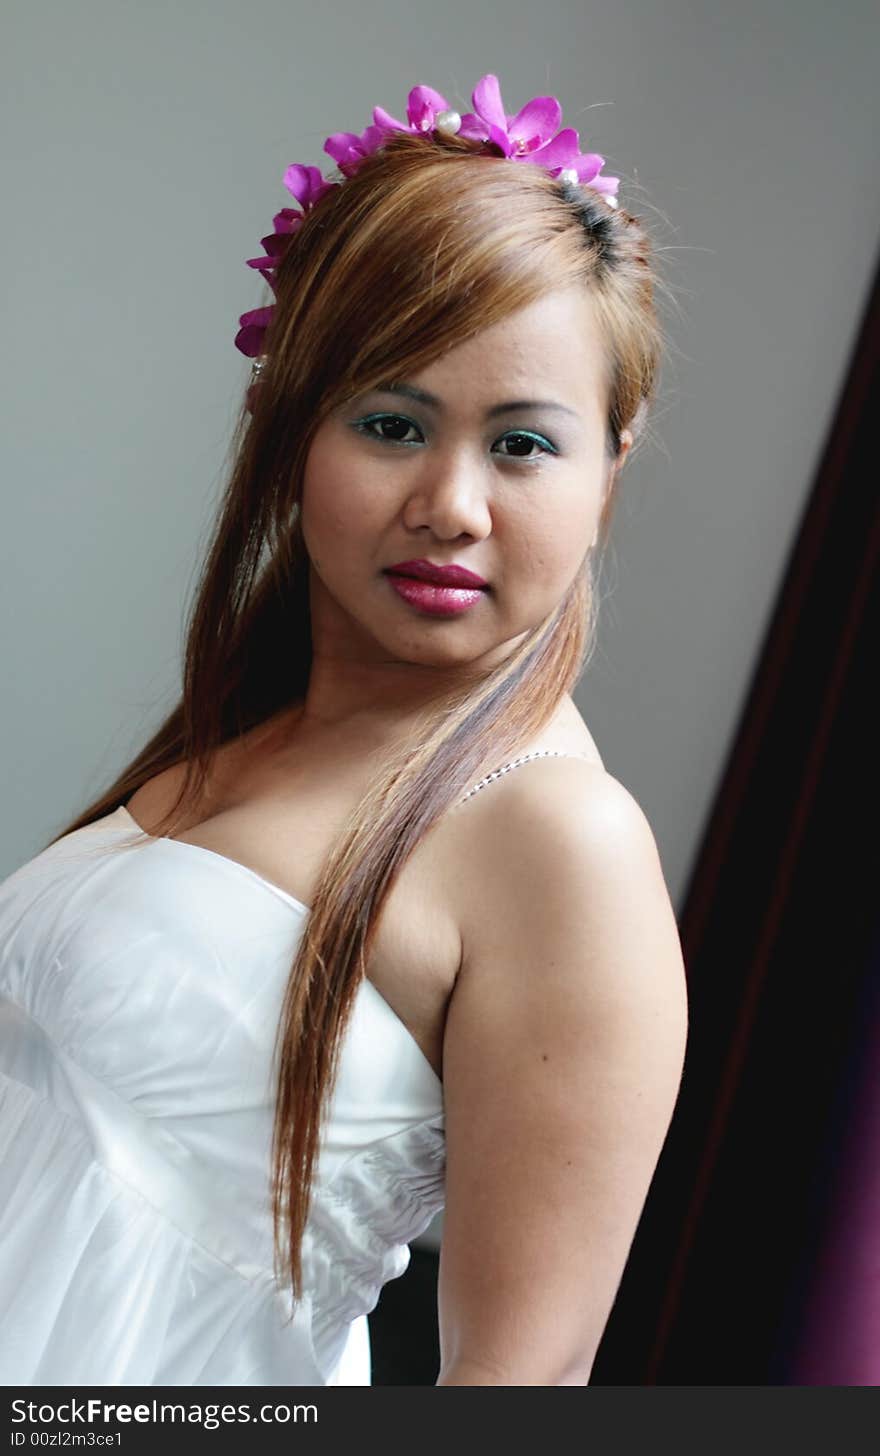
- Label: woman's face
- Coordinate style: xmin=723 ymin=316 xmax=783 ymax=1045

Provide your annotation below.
xmin=300 ymin=285 xmax=629 ymax=677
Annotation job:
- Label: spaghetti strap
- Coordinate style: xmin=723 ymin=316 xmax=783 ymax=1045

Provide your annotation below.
xmin=458 ymin=749 xmax=598 ymax=804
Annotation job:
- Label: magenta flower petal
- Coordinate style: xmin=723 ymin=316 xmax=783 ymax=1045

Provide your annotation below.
xmin=235 ymin=326 xmax=266 ymax=358
xmin=472 ymin=73 xmax=507 ymax=132
xmin=259 ymin=231 xmax=293 ymax=258
xmin=271 ymin=208 xmax=302 ymax=235
xmin=372 ymin=104 xmax=408 ymax=133
xmin=485 ymin=122 xmax=513 ymax=156
xmin=283 ymin=163 xmax=333 ymax=209
xmin=235 ymin=304 xmax=274 ymax=357
xmin=457 ymin=110 xmax=490 ymax=141
xmin=238 ymin=305 xmax=273 ymax=329
xmin=245 ymin=229 xmax=290 ymax=271
xmin=306 ymin=168 xmax=336 ymax=206
xmin=335 ymin=129 xmax=389 ymax=173
xmin=507 ymin=96 xmax=562 ymax=146
xmin=282 ymin=163 xmax=315 ymax=206
xmin=571 ymin=151 xmax=605 ymax=184
xmin=527 ymin=128 xmax=582 ymax=170
xmin=323 ymin=131 xmax=364 ymax=166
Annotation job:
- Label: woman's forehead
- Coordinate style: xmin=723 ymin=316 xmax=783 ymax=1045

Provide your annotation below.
xmin=406 ymin=291 xmax=602 ymax=416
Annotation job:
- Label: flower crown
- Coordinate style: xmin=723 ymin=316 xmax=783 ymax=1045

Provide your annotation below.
xmin=235 ymin=71 xmax=621 ymax=365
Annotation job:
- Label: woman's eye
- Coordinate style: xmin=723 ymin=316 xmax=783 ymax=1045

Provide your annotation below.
xmin=353 ymin=414 xmax=557 ymax=462
xmin=493 ymin=431 xmax=557 ymax=461
xmin=355 ymin=414 xmax=421 ymax=445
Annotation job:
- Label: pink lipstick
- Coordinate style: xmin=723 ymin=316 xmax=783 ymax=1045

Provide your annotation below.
xmin=383 ymin=558 xmax=489 ymax=617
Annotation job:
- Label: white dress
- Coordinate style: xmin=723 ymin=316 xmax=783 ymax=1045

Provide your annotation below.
xmin=0 ymin=750 xmax=589 ymax=1385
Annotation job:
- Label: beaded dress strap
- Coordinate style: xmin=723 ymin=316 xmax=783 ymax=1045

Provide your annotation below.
xmin=457 ymin=749 xmax=597 ymax=804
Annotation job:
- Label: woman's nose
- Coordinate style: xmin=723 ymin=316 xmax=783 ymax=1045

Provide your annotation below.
xmin=403 ymin=451 xmax=493 ymax=539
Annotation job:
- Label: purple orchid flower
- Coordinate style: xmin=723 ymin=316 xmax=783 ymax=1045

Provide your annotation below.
xmin=282 ymin=162 xmax=338 ymax=211
xmin=323 ymin=84 xmax=451 ymax=176
xmin=323 ymin=125 xmax=387 ymax=177
xmin=459 ymin=72 xmax=562 ymax=157
xmin=461 ymin=73 xmax=619 ymax=197
xmin=244 ymin=209 xmax=302 ymax=281
xmin=370 ymin=83 xmax=453 ymax=138
xmin=234 ymin=304 xmax=275 ymax=359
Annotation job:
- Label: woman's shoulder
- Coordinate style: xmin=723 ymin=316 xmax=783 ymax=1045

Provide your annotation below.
xmin=444 ymin=741 xmax=681 ymax=1020
xmin=448 ymin=691 xmax=677 ymax=946
xmin=452 ymin=747 xmax=641 ymax=902
xmin=432 ymin=697 xmax=641 ymax=932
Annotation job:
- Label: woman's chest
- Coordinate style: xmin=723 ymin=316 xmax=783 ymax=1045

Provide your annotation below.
xmin=124 ymin=759 xmax=462 ymax=1084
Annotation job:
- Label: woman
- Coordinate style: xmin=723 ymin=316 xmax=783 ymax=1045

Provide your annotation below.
xmin=0 ymin=72 xmax=688 ymax=1386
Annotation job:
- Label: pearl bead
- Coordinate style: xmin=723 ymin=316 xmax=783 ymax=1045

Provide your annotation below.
xmin=557 ymin=167 xmax=579 ymax=186
xmin=434 ymin=109 xmax=462 ymax=135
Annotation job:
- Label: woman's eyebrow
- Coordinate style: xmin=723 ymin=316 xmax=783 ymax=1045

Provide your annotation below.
xmin=371 ymin=380 xmax=580 ymax=421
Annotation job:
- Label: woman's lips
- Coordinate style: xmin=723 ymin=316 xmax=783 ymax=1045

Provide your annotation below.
xmin=385 ymin=559 xmax=488 ymax=588
xmin=384 ymin=572 xmax=487 ymax=617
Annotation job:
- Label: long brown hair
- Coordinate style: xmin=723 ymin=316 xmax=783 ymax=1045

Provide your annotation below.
xmin=46 ymin=127 xmax=670 ymax=1302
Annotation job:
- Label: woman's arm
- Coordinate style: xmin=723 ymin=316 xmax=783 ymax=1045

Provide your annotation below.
xmin=436 ymin=762 xmax=688 ymax=1386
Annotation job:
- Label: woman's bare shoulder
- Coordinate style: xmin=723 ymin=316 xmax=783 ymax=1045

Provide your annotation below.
xmin=426 ymin=699 xmax=611 ymax=941
xmin=451 ymin=753 xmax=640 ymax=918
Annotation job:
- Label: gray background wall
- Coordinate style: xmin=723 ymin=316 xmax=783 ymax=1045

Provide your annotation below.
xmin=3 ymin=2 xmax=878 ymax=1251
